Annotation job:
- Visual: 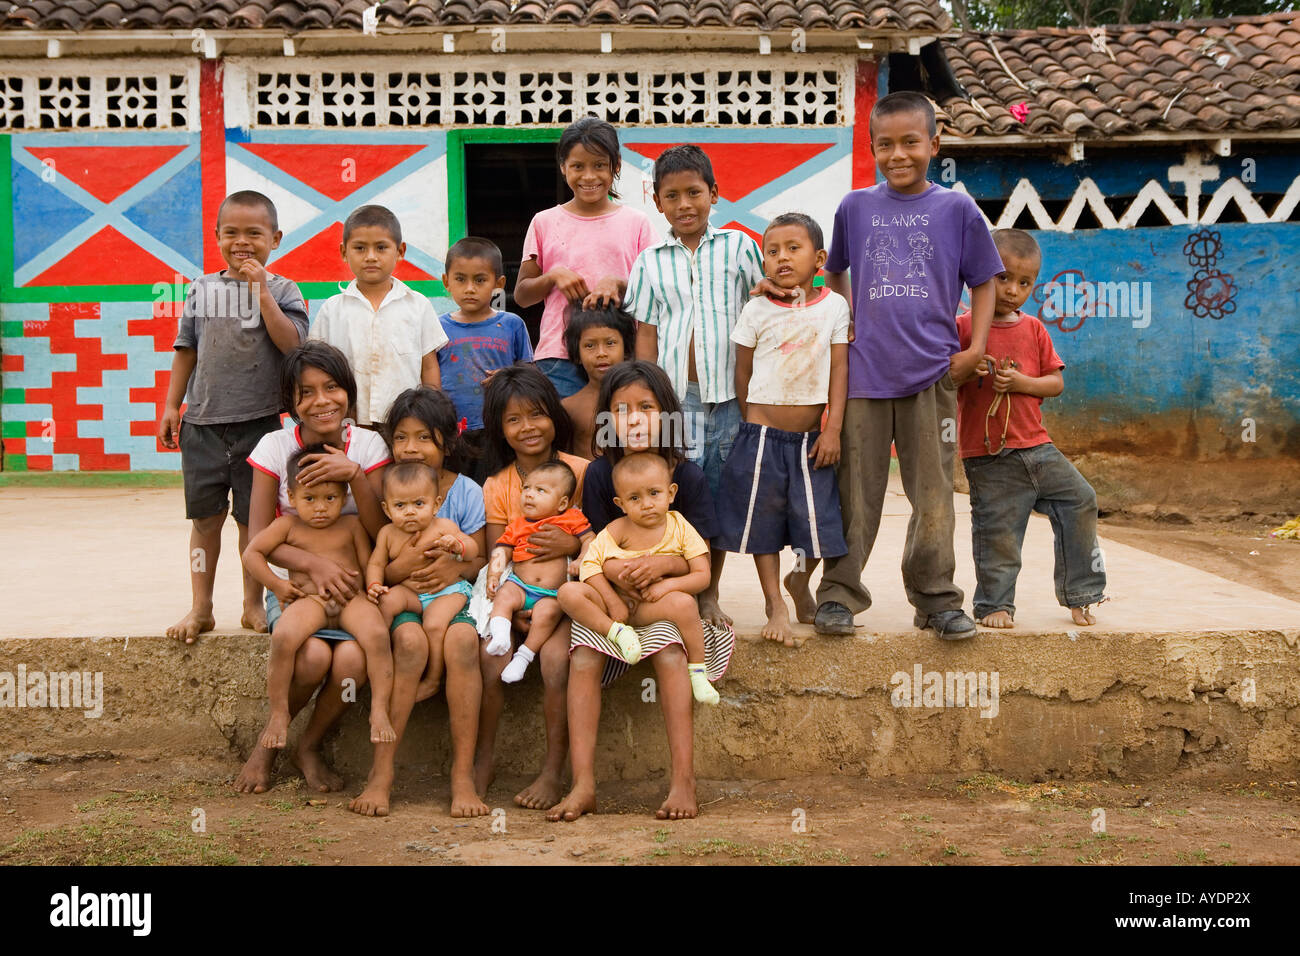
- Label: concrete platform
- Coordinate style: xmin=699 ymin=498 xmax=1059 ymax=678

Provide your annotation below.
xmin=2 ymin=482 xmax=1298 ymax=779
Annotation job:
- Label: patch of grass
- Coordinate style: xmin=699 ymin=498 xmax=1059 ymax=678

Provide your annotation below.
xmin=0 ymin=819 xmax=244 ymax=865
xmin=678 ymin=838 xmax=849 ymax=866
xmin=873 ymin=850 xmax=889 ymax=859
xmin=653 ymin=828 xmax=671 ymax=843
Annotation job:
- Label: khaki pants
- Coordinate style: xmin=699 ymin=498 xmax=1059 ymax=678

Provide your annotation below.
xmin=816 ymin=372 xmax=964 ymax=620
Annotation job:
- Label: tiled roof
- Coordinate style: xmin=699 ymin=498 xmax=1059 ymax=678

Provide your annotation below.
xmin=939 ymin=12 xmax=1300 ymax=140
xmin=1 ymin=0 xmax=950 ymax=33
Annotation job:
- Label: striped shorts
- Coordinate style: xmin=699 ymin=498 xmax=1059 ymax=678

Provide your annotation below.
xmin=569 ymin=619 xmax=735 ymax=689
xmin=715 ymin=421 xmax=848 ymax=558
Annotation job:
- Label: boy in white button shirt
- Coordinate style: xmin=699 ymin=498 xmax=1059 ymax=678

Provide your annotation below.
xmin=717 ymin=212 xmax=851 ymax=647
xmin=310 ymin=205 xmax=448 ymax=426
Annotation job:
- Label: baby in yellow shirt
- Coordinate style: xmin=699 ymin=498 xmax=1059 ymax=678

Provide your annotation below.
xmin=558 ymin=452 xmax=718 ymax=705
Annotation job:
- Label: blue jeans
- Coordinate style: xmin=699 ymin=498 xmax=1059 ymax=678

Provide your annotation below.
xmin=682 ymin=382 xmax=740 ymax=502
xmin=963 ymin=443 xmax=1106 ymax=619
xmin=536 ymin=357 xmax=586 ymax=399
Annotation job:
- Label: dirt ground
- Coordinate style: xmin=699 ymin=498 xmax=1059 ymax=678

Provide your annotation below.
xmin=2 ymin=756 xmax=1297 ymax=866
xmin=1098 ymin=513 xmax=1300 ymax=604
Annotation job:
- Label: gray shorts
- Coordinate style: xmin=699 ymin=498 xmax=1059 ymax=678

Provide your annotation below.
xmin=179 ymin=414 xmax=281 ymax=524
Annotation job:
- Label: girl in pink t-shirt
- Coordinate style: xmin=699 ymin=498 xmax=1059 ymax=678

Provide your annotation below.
xmin=514 ymin=117 xmax=656 ymax=399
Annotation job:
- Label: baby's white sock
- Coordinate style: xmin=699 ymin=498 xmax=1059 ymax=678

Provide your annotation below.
xmin=501 ymin=645 xmax=536 ymax=684
xmin=485 ymin=616 xmax=512 ymax=656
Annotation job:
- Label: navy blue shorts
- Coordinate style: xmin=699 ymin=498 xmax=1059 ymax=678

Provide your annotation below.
xmin=716 ymin=421 xmax=848 ymax=558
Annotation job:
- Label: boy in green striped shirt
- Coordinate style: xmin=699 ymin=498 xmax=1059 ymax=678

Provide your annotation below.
xmin=626 ymin=144 xmax=766 ymax=627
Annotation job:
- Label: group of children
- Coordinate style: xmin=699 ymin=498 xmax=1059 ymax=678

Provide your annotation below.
xmin=160 ymin=94 xmax=1106 ymax=822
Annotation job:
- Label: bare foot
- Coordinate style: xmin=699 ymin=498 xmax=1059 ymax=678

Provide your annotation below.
xmin=260 ymin=711 xmax=290 ymax=750
xmin=655 ymin=778 xmax=698 ymax=820
xmin=515 ymin=770 xmax=565 ymax=810
xmin=370 ymin=711 xmax=398 ymax=744
xmin=1071 ymin=605 xmax=1097 ymax=626
xmin=783 ymin=570 xmax=817 ymax=625
xmin=293 ymin=743 xmax=344 ymax=793
xmin=450 ymin=774 xmax=489 ymax=818
xmin=546 ymin=782 xmax=596 ymax=822
xmin=167 ymin=607 xmax=215 ymax=645
xmin=761 ymin=599 xmax=801 ymax=648
xmin=414 ymin=671 xmax=441 ymax=703
xmin=241 ymin=600 xmax=267 ymax=633
xmin=233 ymin=746 xmax=276 ymax=794
xmin=473 ymin=755 xmax=495 ymax=799
xmin=698 ymin=591 xmax=732 ymax=629
xmin=978 ymin=610 xmax=1015 ymax=628
xmin=348 ymin=770 xmax=392 ymax=817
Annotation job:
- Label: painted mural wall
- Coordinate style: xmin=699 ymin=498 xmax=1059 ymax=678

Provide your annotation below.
xmin=2 ymin=54 xmax=1297 ymax=471
xmin=950 ymin=147 xmax=1300 ymax=459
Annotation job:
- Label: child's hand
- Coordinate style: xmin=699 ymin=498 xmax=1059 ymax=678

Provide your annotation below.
xmin=750 ymin=276 xmax=797 ymax=300
xmin=366 ymin=581 xmax=389 ymax=604
xmin=949 ymin=347 xmax=983 ymax=385
xmin=991 ymin=359 xmax=1021 ymax=394
xmin=548 ymin=267 xmax=590 ymax=302
xmin=308 ymin=558 xmax=360 ymax=602
xmin=158 ymin=407 xmax=181 ymax=449
xmin=525 ymin=525 xmax=579 ymax=561
xmin=486 ymin=571 xmax=500 ymax=598
xmin=295 ymin=444 xmax=362 ymax=486
xmin=568 ymin=558 xmax=582 ymax=579
xmin=235 ymin=256 xmax=269 ymax=290
xmin=640 ymin=580 xmax=677 ymax=604
xmin=809 ymin=428 xmax=841 ymax=468
xmin=582 ymin=276 xmax=623 ymax=309
xmin=431 ymin=533 xmax=462 ymax=555
xmin=272 ymin=579 xmax=305 ymax=605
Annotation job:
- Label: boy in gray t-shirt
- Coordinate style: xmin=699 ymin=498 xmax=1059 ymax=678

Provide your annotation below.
xmin=157 ymin=190 xmax=309 ymax=643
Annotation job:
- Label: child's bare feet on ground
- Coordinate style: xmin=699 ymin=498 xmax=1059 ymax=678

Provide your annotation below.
xmin=546 ymin=782 xmax=596 ymax=822
xmin=978 ymin=611 xmax=1015 ymax=628
xmin=762 ymin=599 xmax=802 ymax=648
xmin=698 ymin=592 xmax=732 ymax=630
xmin=370 ymin=712 xmax=397 ymax=744
xmin=656 ymin=777 xmax=698 ymax=820
xmin=515 ymin=770 xmax=565 ymax=810
xmin=1071 ymin=605 xmax=1097 ymax=626
xmin=240 ymin=600 xmax=267 ymax=633
xmin=260 ymin=712 xmax=290 ymax=750
xmin=167 ymin=607 xmax=215 ymax=645
xmin=348 ymin=769 xmax=392 ymax=817
xmin=450 ymin=774 xmax=489 ymax=818
xmin=293 ymin=742 xmax=344 ymax=793
xmin=233 ymin=746 xmax=276 ymax=794
xmin=783 ymin=570 xmax=817 ymax=625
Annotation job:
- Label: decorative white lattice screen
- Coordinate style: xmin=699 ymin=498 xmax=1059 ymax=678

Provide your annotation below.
xmin=0 ymin=61 xmax=197 ymax=129
xmin=233 ymin=55 xmax=854 ymax=128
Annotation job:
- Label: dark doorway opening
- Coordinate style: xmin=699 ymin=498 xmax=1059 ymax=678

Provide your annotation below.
xmin=465 ymin=142 xmax=567 ymax=347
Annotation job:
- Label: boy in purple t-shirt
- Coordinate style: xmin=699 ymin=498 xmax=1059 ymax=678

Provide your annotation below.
xmin=809 ymin=92 xmax=1004 ymax=641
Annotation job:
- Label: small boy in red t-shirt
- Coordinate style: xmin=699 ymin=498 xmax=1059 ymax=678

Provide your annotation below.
xmin=485 ymin=460 xmax=593 ymax=682
xmin=953 ymin=229 xmax=1106 ymax=629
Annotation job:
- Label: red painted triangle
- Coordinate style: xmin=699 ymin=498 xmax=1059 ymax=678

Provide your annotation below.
xmin=269 ymin=223 xmax=432 ymax=283
xmin=25 ymin=145 xmax=186 ymax=204
xmin=627 ymin=142 xmax=833 ymax=202
xmin=722 ymin=221 xmax=763 ymax=245
xmin=239 ymin=143 xmax=426 ymax=202
xmin=28 ymin=225 xmax=184 ymax=286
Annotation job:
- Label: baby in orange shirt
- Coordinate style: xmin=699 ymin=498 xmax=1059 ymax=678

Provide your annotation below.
xmin=486 ymin=460 xmax=594 ymax=682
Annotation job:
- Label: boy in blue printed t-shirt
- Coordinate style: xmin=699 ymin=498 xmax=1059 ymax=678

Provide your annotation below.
xmin=808 ymin=92 xmax=1005 ymax=642
xmin=437 ymin=237 xmax=533 ymax=485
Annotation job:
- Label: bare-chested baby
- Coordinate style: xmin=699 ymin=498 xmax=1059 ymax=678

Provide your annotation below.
xmin=365 ymin=462 xmax=480 ymax=701
xmin=243 ymin=443 xmax=395 ymax=750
